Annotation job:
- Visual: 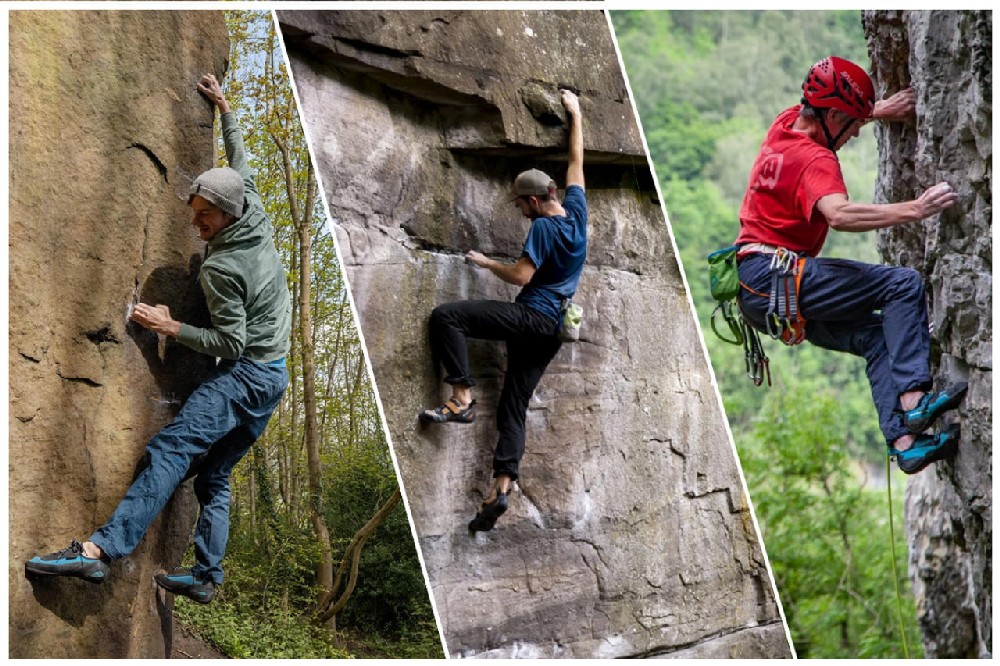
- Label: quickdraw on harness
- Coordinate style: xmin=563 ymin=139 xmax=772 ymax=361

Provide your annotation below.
xmin=707 ymin=246 xmax=771 ymax=387
xmin=764 ymin=248 xmax=808 ymax=346
xmin=741 ymin=314 xmax=770 ymax=387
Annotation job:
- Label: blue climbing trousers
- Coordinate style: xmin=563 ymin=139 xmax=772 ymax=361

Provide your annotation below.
xmin=737 ymin=253 xmax=932 ymax=445
xmin=90 ymin=357 xmax=288 ymax=584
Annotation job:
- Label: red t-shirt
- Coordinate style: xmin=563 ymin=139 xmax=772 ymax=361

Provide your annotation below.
xmin=735 ymin=105 xmax=847 ymax=257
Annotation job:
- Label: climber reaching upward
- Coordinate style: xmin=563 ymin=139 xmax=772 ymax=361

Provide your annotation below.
xmin=734 ymin=56 xmax=966 ymax=473
xmin=25 ymin=73 xmax=292 ymax=602
xmin=419 ymin=89 xmax=586 ymax=532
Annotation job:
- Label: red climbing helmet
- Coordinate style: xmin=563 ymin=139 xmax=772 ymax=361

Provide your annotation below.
xmin=802 ymin=56 xmax=875 ymax=119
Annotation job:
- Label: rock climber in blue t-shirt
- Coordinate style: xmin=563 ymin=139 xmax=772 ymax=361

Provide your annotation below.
xmin=419 ymin=89 xmax=587 ymax=532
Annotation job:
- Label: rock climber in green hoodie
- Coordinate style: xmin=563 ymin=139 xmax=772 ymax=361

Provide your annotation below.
xmin=25 ymin=74 xmax=292 ymax=604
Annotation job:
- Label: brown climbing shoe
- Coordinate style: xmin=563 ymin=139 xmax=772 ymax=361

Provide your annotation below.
xmin=419 ymin=398 xmax=476 ymax=424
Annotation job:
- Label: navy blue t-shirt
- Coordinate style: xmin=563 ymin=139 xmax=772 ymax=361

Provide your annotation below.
xmin=515 ymin=185 xmax=588 ymax=320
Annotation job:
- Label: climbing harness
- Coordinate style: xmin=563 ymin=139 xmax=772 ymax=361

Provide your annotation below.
xmin=885 ymin=456 xmax=911 ymax=658
xmin=706 ymin=243 xmax=810 ymax=384
xmin=707 ymin=246 xmax=771 ymax=386
xmin=764 ymin=247 xmax=808 ymax=346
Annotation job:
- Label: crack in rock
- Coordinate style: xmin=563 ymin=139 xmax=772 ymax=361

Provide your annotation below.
xmin=56 ymin=370 xmax=103 ymax=388
xmin=128 ymin=142 xmax=168 ymax=182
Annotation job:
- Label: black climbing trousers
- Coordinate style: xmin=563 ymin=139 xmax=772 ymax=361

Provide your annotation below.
xmin=429 ymin=300 xmax=561 ymax=481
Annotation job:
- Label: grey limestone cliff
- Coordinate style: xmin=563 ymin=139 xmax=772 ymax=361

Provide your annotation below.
xmin=864 ymin=9 xmax=992 ymax=658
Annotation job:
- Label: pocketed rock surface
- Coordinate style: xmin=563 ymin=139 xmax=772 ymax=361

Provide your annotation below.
xmin=864 ymin=9 xmax=992 ymax=658
xmin=281 ymin=10 xmax=790 ymax=658
xmin=9 ymin=11 xmax=228 ymax=658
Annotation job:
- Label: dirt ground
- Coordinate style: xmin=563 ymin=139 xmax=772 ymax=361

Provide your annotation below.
xmin=171 ymin=618 xmax=227 ymax=659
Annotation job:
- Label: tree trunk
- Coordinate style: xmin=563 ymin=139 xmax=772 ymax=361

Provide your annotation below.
xmin=272 ymin=128 xmax=331 ymax=629
xmin=316 ymin=489 xmax=403 ymax=624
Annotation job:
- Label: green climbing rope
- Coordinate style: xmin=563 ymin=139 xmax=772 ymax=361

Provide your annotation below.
xmin=886 ymin=456 xmax=910 ymax=658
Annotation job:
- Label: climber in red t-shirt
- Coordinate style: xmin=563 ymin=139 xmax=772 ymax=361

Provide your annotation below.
xmin=735 ymin=56 xmax=967 ymax=474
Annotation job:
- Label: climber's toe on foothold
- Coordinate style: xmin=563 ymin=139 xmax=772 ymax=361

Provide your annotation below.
xmin=901 ymin=382 xmax=968 ymax=434
xmin=892 ymin=423 xmax=961 ymax=475
xmin=419 ymin=398 xmax=476 ymax=424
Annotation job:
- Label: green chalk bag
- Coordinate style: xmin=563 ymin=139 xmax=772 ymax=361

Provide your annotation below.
xmin=707 ymin=245 xmax=740 ymax=302
xmin=704 ymin=244 xmax=771 ymax=387
xmin=708 ymin=245 xmax=744 ymax=346
xmin=560 ymin=301 xmax=583 ymax=342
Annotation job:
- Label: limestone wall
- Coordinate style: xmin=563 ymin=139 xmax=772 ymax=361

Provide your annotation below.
xmin=280 ymin=10 xmax=790 ymax=658
xmin=8 ymin=11 xmax=229 ymax=658
xmin=864 ymin=9 xmax=992 ymax=658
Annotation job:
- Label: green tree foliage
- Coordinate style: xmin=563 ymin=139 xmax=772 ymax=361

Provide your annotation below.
xmin=612 ymin=10 xmax=920 ymax=657
xmin=173 ymin=12 xmax=441 ymax=659
xmin=743 ymin=392 xmax=921 ymax=657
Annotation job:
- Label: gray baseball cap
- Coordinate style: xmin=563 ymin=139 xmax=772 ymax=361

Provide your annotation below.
xmin=510 ymin=168 xmax=556 ymax=200
xmin=188 ymin=167 xmax=244 ymax=218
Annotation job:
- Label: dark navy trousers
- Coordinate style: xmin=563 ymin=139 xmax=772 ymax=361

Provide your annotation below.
xmin=90 ymin=357 xmax=288 ymax=584
xmin=430 ymin=300 xmax=561 ymax=480
xmin=738 ymin=254 xmax=932 ymax=445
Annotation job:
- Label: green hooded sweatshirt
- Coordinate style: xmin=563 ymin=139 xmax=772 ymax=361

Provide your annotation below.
xmin=176 ymin=112 xmax=292 ymax=363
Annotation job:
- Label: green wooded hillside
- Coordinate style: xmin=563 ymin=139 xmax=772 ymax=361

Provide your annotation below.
xmin=612 ymin=11 xmax=920 ymax=658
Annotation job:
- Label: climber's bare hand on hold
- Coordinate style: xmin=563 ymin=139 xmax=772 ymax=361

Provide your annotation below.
xmin=197 ymin=73 xmax=230 ymax=114
xmin=916 ymin=182 xmax=958 ymax=218
xmin=465 ymin=250 xmax=491 ymax=268
xmin=873 ymin=88 xmax=916 ymax=122
xmin=131 ymin=303 xmax=181 ymax=337
xmin=560 ymin=89 xmax=581 ymax=118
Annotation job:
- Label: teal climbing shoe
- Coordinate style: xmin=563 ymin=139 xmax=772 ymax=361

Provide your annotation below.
xmin=890 ymin=423 xmax=961 ymax=475
xmin=901 ymin=382 xmax=968 ymax=434
xmin=154 ymin=568 xmax=216 ymax=604
xmin=25 ymin=540 xmax=110 ymax=583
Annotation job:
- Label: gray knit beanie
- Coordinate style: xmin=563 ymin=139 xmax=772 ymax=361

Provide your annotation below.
xmin=188 ymin=167 xmax=244 ymax=218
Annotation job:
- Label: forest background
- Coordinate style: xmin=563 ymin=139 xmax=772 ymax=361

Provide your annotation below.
xmin=172 ymin=11 xmax=441 ymax=658
xmin=613 ymin=10 xmax=922 ymax=658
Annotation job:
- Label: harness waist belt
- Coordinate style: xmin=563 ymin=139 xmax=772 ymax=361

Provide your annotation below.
xmin=737 ymin=242 xmax=783 ymax=257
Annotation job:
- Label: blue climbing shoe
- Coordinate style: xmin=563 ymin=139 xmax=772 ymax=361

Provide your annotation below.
xmin=154 ymin=568 xmax=215 ymax=604
xmin=25 ymin=540 xmax=109 ymax=584
xmin=890 ymin=423 xmax=961 ymax=475
xmin=468 ymin=488 xmax=509 ymax=532
xmin=901 ymin=382 xmax=968 ymax=434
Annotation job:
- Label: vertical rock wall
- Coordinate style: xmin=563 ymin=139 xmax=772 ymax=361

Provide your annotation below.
xmin=280 ymin=10 xmax=790 ymax=658
xmin=864 ymin=10 xmax=992 ymax=658
xmin=8 ymin=11 xmax=229 ymax=658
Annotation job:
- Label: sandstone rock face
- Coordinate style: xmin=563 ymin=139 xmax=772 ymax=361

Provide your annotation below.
xmin=280 ymin=10 xmax=789 ymax=658
xmin=864 ymin=10 xmax=992 ymax=658
xmin=9 ymin=11 xmax=229 ymax=658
